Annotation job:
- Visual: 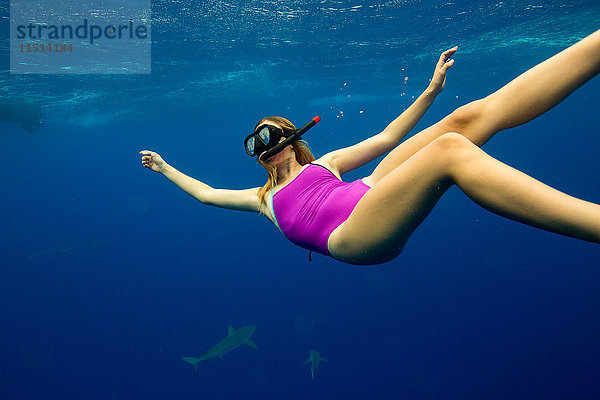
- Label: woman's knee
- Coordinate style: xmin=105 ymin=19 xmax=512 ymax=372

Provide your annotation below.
xmin=444 ymin=99 xmax=487 ymax=133
xmin=431 ymin=132 xmax=476 ymax=152
xmin=431 ymin=132 xmax=489 ymax=184
xmin=427 ymin=132 xmax=478 ymax=170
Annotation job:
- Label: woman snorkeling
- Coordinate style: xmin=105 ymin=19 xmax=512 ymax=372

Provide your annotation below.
xmin=141 ymin=29 xmax=600 ymax=265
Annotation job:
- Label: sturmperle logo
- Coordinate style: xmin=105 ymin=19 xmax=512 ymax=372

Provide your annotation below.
xmin=10 ymin=0 xmax=151 ymax=74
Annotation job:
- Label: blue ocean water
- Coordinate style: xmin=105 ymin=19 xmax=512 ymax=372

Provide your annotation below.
xmin=1 ymin=1 xmax=599 ymax=399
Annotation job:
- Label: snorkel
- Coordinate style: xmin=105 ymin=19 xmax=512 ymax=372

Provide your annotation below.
xmin=258 ymin=116 xmax=321 ymax=162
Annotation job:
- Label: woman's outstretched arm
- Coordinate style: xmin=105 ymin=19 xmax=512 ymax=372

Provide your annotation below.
xmin=139 ymin=150 xmax=260 ymax=212
xmin=322 ymin=47 xmax=457 ymax=176
xmin=380 ymin=46 xmax=456 ymax=145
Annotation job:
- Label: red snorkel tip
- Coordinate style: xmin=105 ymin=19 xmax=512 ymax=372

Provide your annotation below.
xmin=313 ymin=116 xmax=321 ymax=124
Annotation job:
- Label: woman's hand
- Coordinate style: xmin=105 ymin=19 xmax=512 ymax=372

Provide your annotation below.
xmin=140 ymin=150 xmax=167 ymax=173
xmin=428 ymin=46 xmax=458 ymax=95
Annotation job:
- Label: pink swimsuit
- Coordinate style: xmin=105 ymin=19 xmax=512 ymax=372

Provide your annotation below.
xmin=270 ymin=163 xmax=371 ymax=256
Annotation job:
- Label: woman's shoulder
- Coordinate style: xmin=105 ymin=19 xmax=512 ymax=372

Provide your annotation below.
xmin=312 ymin=155 xmax=334 ymax=170
xmin=311 ymin=156 xmax=342 ymax=180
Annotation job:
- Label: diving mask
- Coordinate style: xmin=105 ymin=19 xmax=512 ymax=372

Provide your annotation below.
xmin=244 ymin=116 xmax=321 ymax=161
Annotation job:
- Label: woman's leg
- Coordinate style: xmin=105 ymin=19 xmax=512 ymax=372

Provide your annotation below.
xmin=366 ymin=28 xmax=600 ymax=185
xmin=329 ymin=133 xmax=600 ymax=265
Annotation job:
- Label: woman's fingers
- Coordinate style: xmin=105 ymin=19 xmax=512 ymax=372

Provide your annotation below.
xmin=441 ymin=46 xmax=458 ymax=59
xmin=140 ymin=151 xmax=153 ymax=161
xmin=140 ymin=151 xmax=153 ymax=168
xmin=441 ymin=58 xmax=455 ymax=72
xmin=139 ymin=150 xmax=164 ymax=172
xmin=437 ymin=46 xmax=458 ymax=68
xmin=434 ymin=47 xmax=457 ymax=77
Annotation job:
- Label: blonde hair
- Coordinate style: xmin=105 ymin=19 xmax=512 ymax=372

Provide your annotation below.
xmin=254 ymin=116 xmax=316 ymax=207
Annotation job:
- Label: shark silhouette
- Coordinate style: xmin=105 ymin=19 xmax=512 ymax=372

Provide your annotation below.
xmin=24 ymin=239 xmax=107 ymax=260
xmin=303 ymin=349 xmax=328 ymax=379
xmin=25 ymin=242 xmax=71 ymax=260
xmin=182 ymin=325 xmax=257 ymax=374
